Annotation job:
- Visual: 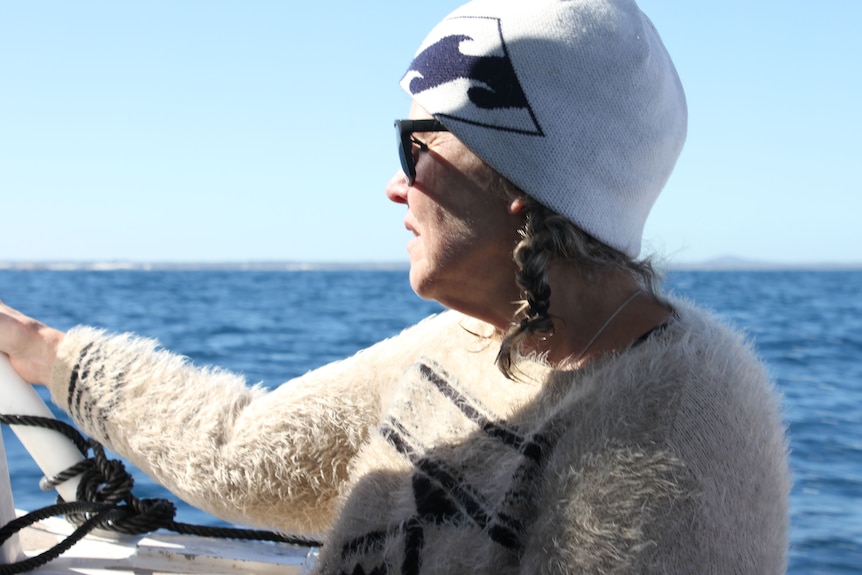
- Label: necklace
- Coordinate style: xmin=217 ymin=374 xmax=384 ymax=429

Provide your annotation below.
xmin=574 ymin=289 xmax=643 ymax=364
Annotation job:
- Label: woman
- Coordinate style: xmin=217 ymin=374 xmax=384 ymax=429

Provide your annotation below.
xmin=1 ymin=0 xmax=789 ymax=572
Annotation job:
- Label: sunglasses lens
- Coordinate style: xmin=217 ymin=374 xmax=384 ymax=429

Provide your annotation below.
xmin=395 ymin=119 xmax=447 ymax=185
xmin=396 ymin=122 xmax=415 ymax=183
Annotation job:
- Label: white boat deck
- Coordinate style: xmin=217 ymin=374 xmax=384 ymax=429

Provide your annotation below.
xmin=12 ymin=512 xmax=317 ymax=575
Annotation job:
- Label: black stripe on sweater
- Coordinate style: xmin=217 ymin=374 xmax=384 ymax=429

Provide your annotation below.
xmin=67 ymin=342 xmax=96 ymax=420
xmin=339 ymin=518 xmax=425 ymax=575
xmin=381 ymin=417 xmax=524 ymax=552
xmin=417 ymin=361 xmax=548 ymax=463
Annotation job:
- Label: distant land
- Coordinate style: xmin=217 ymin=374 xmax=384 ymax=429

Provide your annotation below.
xmin=1 ymin=257 xmax=860 ymax=272
xmin=667 ymin=256 xmax=862 ymax=271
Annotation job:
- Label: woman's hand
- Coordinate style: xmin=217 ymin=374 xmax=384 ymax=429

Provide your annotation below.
xmin=0 ymin=300 xmax=65 ymax=386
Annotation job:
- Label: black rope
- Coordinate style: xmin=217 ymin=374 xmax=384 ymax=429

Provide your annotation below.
xmin=0 ymin=413 xmax=322 ymax=574
xmin=0 ymin=502 xmax=127 ymax=574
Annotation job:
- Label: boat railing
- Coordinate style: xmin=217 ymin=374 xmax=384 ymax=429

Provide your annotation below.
xmin=1 ymin=428 xmax=23 ymax=563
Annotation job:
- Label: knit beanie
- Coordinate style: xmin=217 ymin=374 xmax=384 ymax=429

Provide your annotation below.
xmin=401 ymin=0 xmax=687 ymax=258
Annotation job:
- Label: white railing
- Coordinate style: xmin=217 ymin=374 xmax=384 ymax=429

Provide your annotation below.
xmin=0 ymin=354 xmax=85 ymax=566
xmin=0 ymin=355 xmax=84 ymax=505
xmin=1 ymin=427 xmax=22 ymax=563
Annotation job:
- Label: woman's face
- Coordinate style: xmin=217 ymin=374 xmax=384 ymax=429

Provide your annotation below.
xmin=386 ymin=102 xmax=524 ymax=317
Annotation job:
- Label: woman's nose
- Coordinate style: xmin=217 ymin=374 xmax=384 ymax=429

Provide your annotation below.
xmin=385 ymin=172 xmax=408 ymax=204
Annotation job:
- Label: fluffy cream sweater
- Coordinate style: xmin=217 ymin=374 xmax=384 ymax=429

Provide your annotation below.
xmin=48 ymin=298 xmax=790 ymax=574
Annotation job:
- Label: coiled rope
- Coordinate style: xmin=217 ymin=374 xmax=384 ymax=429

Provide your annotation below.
xmin=0 ymin=413 xmax=322 ymax=575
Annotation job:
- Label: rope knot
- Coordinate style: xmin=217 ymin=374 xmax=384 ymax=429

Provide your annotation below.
xmin=81 ymin=458 xmax=133 ymax=504
xmin=108 ymin=498 xmax=177 ymax=535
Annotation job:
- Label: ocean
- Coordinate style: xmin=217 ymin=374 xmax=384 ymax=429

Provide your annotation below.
xmin=1 ymin=268 xmax=860 ymax=573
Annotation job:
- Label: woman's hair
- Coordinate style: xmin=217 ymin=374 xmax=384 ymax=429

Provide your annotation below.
xmin=490 ymin=174 xmax=662 ymax=379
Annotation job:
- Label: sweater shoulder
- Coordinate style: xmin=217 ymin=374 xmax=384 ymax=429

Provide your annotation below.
xmin=527 ymin=298 xmax=789 ymax=572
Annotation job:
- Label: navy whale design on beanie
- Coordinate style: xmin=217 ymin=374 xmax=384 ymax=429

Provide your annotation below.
xmin=406 ymin=33 xmax=529 ymax=113
xmin=402 ymin=16 xmax=543 ymax=136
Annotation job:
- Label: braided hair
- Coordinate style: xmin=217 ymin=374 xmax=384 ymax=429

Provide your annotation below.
xmin=491 ymin=176 xmax=662 ymax=379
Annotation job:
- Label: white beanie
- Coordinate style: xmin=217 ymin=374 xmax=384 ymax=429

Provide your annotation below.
xmin=401 ymin=0 xmax=687 ymax=258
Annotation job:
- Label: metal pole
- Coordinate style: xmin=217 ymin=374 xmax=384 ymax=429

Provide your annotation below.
xmin=0 ymin=429 xmax=22 ymax=564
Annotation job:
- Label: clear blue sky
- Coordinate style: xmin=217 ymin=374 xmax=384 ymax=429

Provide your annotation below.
xmin=2 ymin=1 xmax=859 ymax=265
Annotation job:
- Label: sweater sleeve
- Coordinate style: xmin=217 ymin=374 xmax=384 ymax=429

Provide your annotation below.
xmin=47 ymin=312 xmax=465 ymax=534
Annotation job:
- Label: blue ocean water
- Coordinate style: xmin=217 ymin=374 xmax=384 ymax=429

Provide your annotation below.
xmin=1 ymin=269 xmax=860 ymax=573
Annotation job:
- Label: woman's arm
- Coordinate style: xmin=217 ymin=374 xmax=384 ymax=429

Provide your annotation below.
xmin=2 ymin=300 xmax=463 ymax=534
xmin=50 ymin=325 xmax=388 ymax=533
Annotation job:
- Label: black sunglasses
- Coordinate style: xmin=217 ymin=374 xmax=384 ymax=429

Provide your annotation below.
xmin=395 ymin=119 xmax=449 ymax=184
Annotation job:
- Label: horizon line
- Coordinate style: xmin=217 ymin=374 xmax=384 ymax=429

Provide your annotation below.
xmin=1 ymin=258 xmax=861 ymax=272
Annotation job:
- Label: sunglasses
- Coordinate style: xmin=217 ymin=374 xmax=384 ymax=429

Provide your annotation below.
xmin=395 ymin=119 xmax=449 ymax=185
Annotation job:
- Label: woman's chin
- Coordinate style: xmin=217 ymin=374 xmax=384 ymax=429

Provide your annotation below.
xmin=408 ymin=263 xmax=437 ymax=302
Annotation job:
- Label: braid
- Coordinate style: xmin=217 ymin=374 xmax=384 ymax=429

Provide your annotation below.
xmin=492 ymin=178 xmax=663 ymax=379
xmin=496 ymin=206 xmax=555 ymax=377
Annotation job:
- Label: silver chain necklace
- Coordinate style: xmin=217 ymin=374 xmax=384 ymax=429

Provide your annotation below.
xmin=574 ymin=289 xmax=643 ymax=364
